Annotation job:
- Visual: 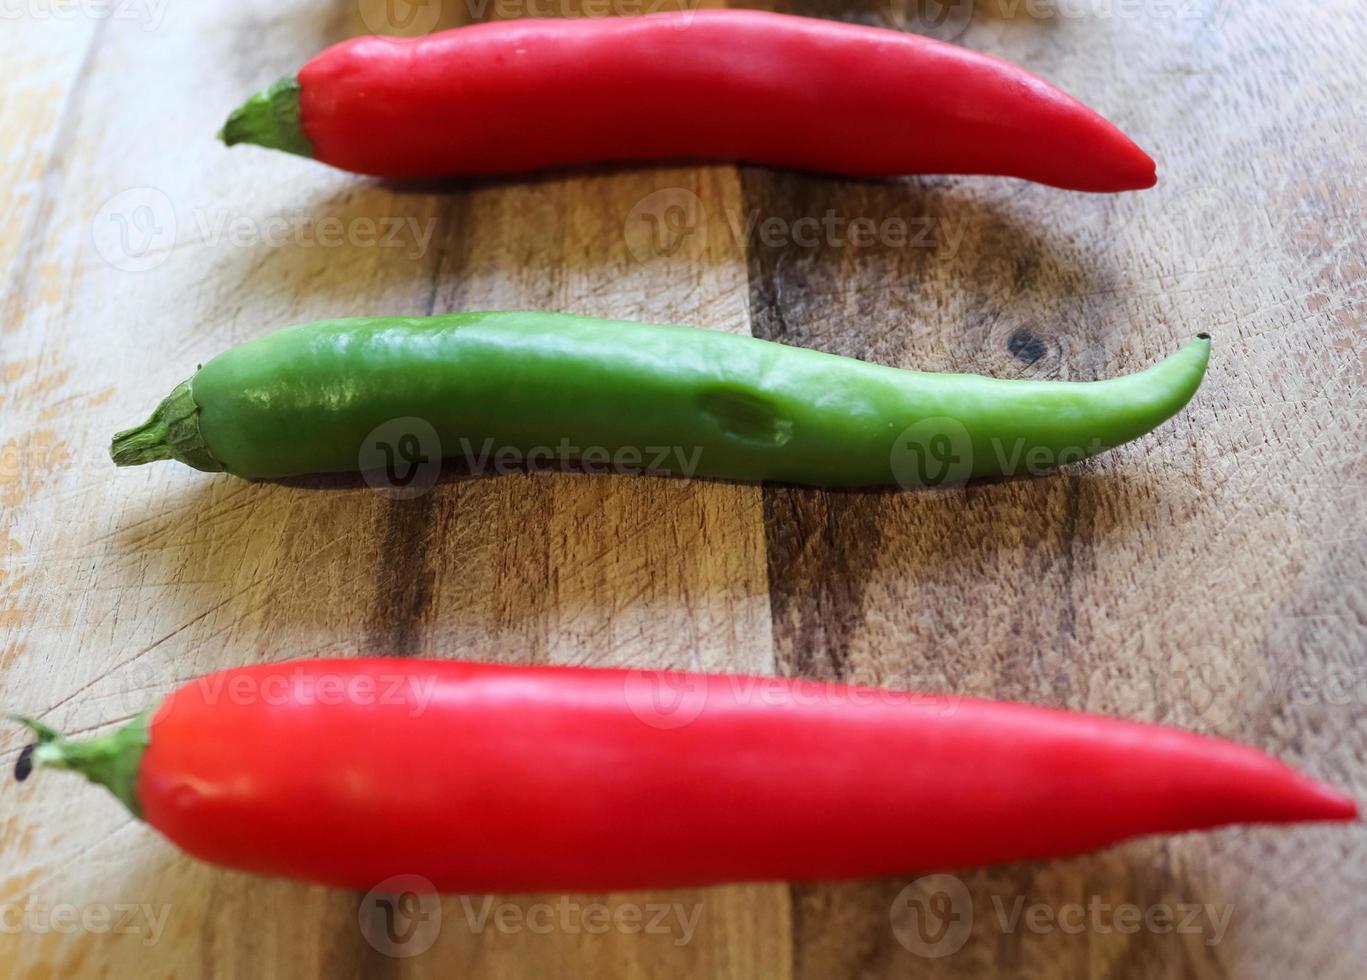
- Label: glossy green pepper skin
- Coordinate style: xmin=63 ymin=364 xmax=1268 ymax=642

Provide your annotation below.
xmin=110 ymin=312 xmax=1209 ymax=487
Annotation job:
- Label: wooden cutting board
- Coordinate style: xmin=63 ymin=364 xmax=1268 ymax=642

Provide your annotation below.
xmin=2 ymin=0 xmax=1363 ymax=976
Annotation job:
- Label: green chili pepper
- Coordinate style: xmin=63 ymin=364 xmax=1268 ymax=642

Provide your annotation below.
xmin=110 ymin=312 xmax=1209 ymax=487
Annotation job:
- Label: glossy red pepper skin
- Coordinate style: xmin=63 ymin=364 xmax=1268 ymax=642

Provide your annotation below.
xmin=294 ymin=11 xmax=1156 ymax=191
xmin=117 ymin=659 xmax=1352 ymax=892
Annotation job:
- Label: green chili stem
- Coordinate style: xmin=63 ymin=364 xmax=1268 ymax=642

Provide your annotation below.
xmin=219 ymin=76 xmax=314 ymax=158
xmin=110 ymin=380 xmax=224 ymax=472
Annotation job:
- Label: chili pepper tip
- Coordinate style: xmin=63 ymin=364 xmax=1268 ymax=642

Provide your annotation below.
xmin=1293 ymin=778 xmax=1358 ymax=822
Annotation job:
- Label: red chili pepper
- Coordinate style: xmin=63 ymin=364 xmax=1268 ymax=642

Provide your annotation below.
xmin=16 ymin=660 xmax=1352 ymax=891
xmin=221 ymin=11 xmax=1157 ymax=192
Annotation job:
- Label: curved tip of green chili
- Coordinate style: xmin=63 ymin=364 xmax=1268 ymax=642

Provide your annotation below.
xmin=1112 ymin=333 xmax=1210 ymax=443
xmin=10 ymin=714 xmax=149 ymax=819
xmin=1032 ymin=334 xmax=1210 ymax=472
xmin=111 ymin=380 xmax=226 ymax=473
xmin=220 ymin=75 xmax=314 ymax=159
xmin=1189 ymin=333 xmax=1211 ymax=370
xmin=1186 ymin=333 xmax=1211 ymax=372
xmin=1152 ymin=333 xmax=1210 ymax=408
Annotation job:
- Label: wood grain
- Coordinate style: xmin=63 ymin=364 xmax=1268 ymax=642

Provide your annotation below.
xmin=1 ymin=0 xmax=1363 ymax=977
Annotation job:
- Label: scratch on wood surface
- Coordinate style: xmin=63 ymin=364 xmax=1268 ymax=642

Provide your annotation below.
xmin=2 ymin=21 xmax=104 ymax=335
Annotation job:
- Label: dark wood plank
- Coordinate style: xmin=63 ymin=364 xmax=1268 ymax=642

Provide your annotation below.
xmin=741 ymin=1 xmax=1367 ymax=977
